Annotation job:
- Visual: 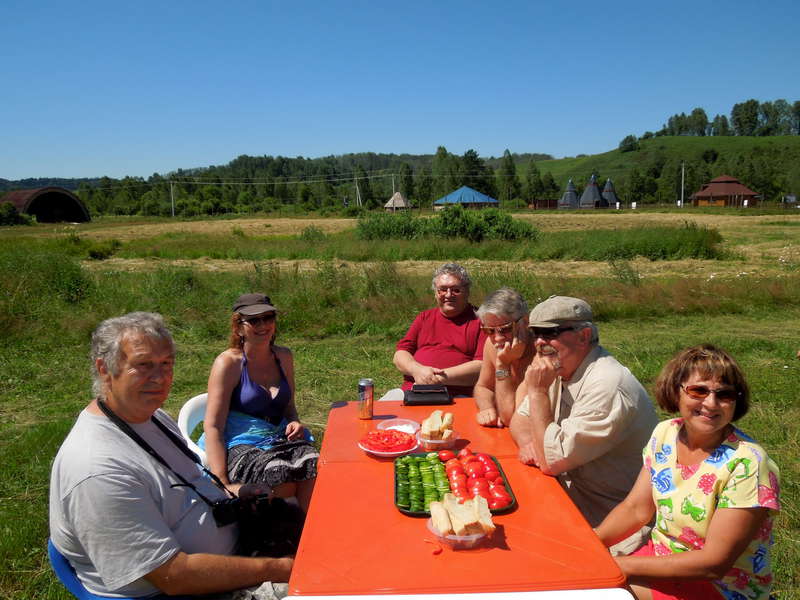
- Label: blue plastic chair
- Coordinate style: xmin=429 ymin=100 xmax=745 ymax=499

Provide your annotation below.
xmin=47 ymin=539 xmax=190 ymax=600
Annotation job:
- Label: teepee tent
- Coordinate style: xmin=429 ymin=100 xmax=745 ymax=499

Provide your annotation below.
xmin=558 ymin=179 xmax=579 ymax=209
xmin=601 ymin=178 xmax=619 ymax=207
xmin=579 ymin=174 xmax=603 ymax=209
xmin=384 ymin=191 xmax=410 ymax=211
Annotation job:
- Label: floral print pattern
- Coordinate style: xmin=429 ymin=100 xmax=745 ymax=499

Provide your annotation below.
xmin=644 ymin=419 xmax=781 ymax=600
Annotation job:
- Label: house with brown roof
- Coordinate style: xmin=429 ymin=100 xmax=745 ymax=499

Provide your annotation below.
xmin=690 ymin=175 xmax=759 ymax=208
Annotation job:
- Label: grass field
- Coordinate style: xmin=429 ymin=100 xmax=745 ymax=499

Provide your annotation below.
xmin=1 ymin=210 xmax=798 ymax=599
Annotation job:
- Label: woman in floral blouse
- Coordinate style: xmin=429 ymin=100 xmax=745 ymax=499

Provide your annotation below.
xmin=595 ymin=344 xmax=780 ymax=600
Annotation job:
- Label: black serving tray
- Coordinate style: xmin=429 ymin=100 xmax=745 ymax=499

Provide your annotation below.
xmin=394 ymin=452 xmax=517 ymax=517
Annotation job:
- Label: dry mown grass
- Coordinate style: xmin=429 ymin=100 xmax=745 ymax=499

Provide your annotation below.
xmin=11 ymin=211 xmax=800 ymax=280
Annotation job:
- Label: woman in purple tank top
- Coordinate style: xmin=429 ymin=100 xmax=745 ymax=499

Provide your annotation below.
xmin=203 ymin=293 xmax=317 ymax=511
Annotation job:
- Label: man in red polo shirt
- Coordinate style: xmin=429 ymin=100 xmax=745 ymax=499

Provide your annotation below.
xmin=392 ymin=263 xmax=486 ymax=397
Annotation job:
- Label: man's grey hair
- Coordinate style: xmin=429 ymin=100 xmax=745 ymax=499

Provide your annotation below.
xmin=90 ymin=312 xmax=174 ymax=398
xmin=574 ymin=321 xmax=600 ymax=345
xmin=431 ymin=262 xmax=471 ymax=292
xmin=476 ymin=287 xmax=528 ymax=322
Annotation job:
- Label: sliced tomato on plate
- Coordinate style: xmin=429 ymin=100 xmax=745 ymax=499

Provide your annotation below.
xmin=360 ymin=429 xmax=415 ymax=452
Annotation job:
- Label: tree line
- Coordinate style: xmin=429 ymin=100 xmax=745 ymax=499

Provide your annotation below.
xmin=620 ymin=98 xmax=800 ymax=151
xmin=61 ymin=147 xmax=561 ymax=218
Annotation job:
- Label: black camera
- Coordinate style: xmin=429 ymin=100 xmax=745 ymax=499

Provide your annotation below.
xmin=211 ymin=496 xmax=244 ymax=527
xmin=212 ymin=489 xmax=274 ymax=528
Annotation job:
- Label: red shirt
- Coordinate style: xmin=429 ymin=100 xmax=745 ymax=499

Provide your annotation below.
xmin=395 ymin=306 xmax=486 ymax=396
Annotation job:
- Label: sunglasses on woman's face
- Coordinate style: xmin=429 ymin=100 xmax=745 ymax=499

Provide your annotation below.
xmin=240 ymin=313 xmax=276 ymax=327
xmin=480 ymin=322 xmax=514 ymax=335
xmin=680 ymin=384 xmax=739 ymax=404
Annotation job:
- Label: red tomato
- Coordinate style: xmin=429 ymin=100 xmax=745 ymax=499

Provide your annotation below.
xmin=483 ymin=469 xmax=500 ymax=481
xmin=489 ymin=497 xmax=511 ymax=510
xmin=457 ymin=447 xmax=473 ymax=458
xmin=469 ymin=478 xmax=489 ymax=492
xmin=490 ymin=486 xmax=511 ymax=500
xmin=450 ymin=474 xmax=467 ymax=489
xmin=453 ymin=489 xmax=469 ymax=502
xmin=465 ymin=463 xmax=484 ymax=477
xmin=438 ymin=450 xmax=456 ymax=462
xmin=471 ymin=487 xmax=492 ymax=501
xmin=475 ymin=453 xmax=493 ymax=464
xmin=492 ymin=476 xmax=505 ymax=486
xmin=445 ymin=458 xmax=462 ymax=470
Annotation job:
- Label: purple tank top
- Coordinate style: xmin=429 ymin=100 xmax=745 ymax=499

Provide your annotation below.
xmin=230 ymin=351 xmax=291 ymax=425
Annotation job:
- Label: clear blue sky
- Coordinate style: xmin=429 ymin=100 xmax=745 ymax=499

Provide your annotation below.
xmin=2 ymin=0 xmax=799 ymax=180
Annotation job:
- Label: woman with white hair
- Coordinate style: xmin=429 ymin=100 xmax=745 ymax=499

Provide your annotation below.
xmin=473 ymin=287 xmax=533 ymax=427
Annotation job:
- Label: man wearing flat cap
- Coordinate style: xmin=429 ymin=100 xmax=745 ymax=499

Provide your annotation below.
xmin=510 ymin=296 xmax=657 ymax=554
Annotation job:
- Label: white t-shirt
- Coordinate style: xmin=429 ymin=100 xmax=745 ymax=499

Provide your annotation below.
xmin=49 ymin=408 xmax=238 ymax=598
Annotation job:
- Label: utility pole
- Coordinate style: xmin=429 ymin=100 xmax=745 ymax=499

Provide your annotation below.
xmin=680 ymin=161 xmax=685 ymax=208
xmin=170 ymin=181 xmax=175 ymax=217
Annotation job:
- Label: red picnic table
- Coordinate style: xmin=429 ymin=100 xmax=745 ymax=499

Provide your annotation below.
xmin=289 ymin=398 xmax=631 ymax=599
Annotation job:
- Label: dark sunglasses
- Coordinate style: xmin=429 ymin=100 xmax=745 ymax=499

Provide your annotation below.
xmin=240 ymin=313 xmax=276 ymax=326
xmin=480 ymin=322 xmax=514 ymax=335
xmin=529 ymin=325 xmax=576 ymax=340
xmin=680 ymin=384 xmax=740 ymax=404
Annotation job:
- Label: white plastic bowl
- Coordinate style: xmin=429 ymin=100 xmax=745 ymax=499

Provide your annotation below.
xmin=426 ymin=518 xmax=486 ymax=549
xmin=416 ymin=430 xmax=457 ymax=451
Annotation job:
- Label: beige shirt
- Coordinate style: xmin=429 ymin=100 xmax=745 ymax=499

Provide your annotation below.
xmin=518 ymin=346 xmax=657 ymax=552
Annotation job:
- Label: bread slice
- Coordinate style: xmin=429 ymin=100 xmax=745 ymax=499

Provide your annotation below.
xmin=422 ymin=410 xmax=443 ymax=439
xmin=440 ymin=412 xmax=454 ymax=432
xmin=442 ymin=493 xmax=481 ymax=536
xmin=441 ymin=429 xmax=454 ymax=441
xmin=429 ymin=501 xmax=453 ymax=536
xmin=471 ymin=494 xmax=496 ymax=535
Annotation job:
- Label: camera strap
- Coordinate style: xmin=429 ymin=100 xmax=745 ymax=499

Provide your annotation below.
xmin=96 ymin=399 xmax=234 ymax=506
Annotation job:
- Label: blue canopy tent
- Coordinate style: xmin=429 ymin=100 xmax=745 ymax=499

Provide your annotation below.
xmin=433 ymin=186 xmax=499 ymax=210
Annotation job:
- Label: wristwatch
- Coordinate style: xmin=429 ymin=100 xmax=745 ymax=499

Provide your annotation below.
xmin=495 ymin=368 xmax=511 ymax=380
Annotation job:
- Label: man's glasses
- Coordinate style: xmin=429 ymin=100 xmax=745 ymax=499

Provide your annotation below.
xmin=240 ymin=313 xmax=276 ymax=327
xmin=680 ymin=384 xmax=739 ymax=404
xmin=480 ymin=322 xmax=514 ymax=335
xmin=436 ymin=286 xmax=464 ymax=295
xmin=529 ymin=325 xmax=576 ymax=340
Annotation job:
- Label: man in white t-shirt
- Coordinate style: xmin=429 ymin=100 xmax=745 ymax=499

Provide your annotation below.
xmin=49 ymin=312 xmax=292 ymax=598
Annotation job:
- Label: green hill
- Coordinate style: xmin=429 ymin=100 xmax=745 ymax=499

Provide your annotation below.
xmin=534 ymin=136 xmax=800 ymax=202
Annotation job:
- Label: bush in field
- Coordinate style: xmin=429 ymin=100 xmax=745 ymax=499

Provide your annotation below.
xmin=356 ymin=206 xmax=538 ymax=243
xmin=0 ymin=202 xmax=34 ymax=225
xmin=298 ymin=225 xmax=325 ymax=242
xmin=356 ymin=211 xmax=424 ymax=240
xmin=59 ymin=232 xmax=122 ymax=260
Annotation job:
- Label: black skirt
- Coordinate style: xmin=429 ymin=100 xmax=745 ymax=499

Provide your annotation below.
xmin=227 ymin=440 xmax=318 ymax=488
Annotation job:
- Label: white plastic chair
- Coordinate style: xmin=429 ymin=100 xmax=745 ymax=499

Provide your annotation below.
xmin=177 ymin=393 xmax=301 ymax=506
xmin=177 ymin=392 xmax=208 ymax=465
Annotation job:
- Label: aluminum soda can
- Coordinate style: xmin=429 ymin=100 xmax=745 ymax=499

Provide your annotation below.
xmin=358 ymin=378 xmax=374 ymax=419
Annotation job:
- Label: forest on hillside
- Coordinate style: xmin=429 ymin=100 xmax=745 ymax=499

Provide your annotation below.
xmin=2 ymin=98 xmax=800 ymax=217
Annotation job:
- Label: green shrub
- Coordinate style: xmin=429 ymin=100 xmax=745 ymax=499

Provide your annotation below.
xmin=298 ymin=226 xmax=325 ymax=242
xmin=0 ymin=202 xmax=34 ymax=226
xmin=87 ymin=239 xmax=122 ymax=260
xmin=356 ymin=206 xmax=538 ymax=243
